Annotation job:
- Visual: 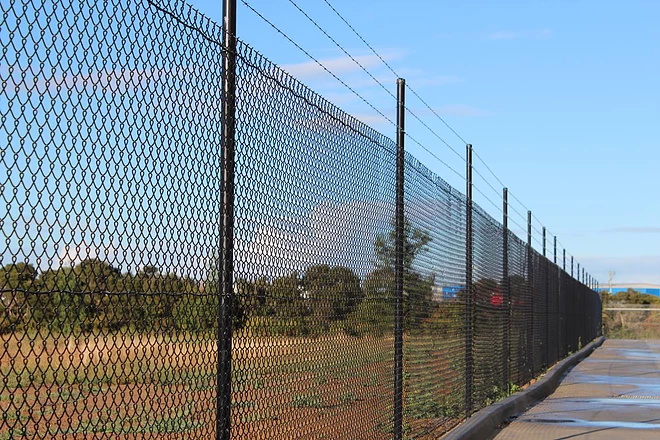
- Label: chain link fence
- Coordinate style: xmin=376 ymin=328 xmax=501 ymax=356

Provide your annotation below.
xmin=2 ymin=0 xmax=602 ymax=438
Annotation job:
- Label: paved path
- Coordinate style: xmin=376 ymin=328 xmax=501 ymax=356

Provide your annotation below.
xmin=494 ymin=339 xmax=660 ymax=439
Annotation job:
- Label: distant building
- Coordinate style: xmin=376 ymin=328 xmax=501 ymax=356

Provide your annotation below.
xmin=440 ymin=285 xmax=463 ymax=301
xmin=602 ymin=283 xmax=660 ymax=297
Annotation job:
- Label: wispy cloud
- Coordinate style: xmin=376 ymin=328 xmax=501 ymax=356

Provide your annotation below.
xmin=7 ymin=67 xmax=185 ymax=95
xmin=352 ymin=113 xmax=390 ymax=126
xmin=394 ymin=66 xmax=462 ymax=86
xmin=487 ymin=29 xmax=552 ymax=41
xmin=281 ymin=53 xmax=399 ymax=80
xmin=604 ymin=227 xmax=660 ymax=234
xmin=579 ymin=255 xmax=660 ymax=285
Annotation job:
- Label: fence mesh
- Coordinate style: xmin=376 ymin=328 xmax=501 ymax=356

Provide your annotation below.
xmin=471 ymin=206 xmax=505 ymax=412
xmin=507 ymin=232 xmax=534 ymax=386
xmin=401 ymin=156 xmax=466 ymax=436
xmin=2 ymin=0 xmax=602 ymax=438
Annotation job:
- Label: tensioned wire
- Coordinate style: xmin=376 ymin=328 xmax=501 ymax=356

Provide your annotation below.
xmin=241 ymin=0 xmax=590 ymax=285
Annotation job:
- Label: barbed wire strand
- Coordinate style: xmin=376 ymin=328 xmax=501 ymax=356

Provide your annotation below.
xmin=405 ymin=133 xmax=464 ymax=181
xmin=246 ymin=0 xmax=590 ymax=283
xmin=473 ymin=185 xmax=503 ymax=215
xmin=509 ymin=203 xmax=528 ymax=225
xmin=473 ymin=166 xmax=503 ymax=201
xmin=285 ymin=0 xmax=396 ymax=101
xmin=473 ymin=150 xmax=506 ymax=190
xmin=474 ymin=149 xmax=557 ymax=239
xmin=472 ymin=149 xmax=562 ymax=242
xmin=239 ymin=0 xmax=396 ymax=127
xmin=147 ymin=0 xmax=392 ymax=152
xmin=320 ymin=0 xmax=467 ymax=162
xmin=288 ymin=0 xmax=465 ymax=169
xmin=508 ymin=217 xmax=529 ymax=237
xmin=405 ymin=108 xmax=465 ymax=163
xmin=323 ymin=0 xmax=578 ymax=258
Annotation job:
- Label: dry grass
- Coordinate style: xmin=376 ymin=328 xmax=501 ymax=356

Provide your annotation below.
xmin=1 ymin=331 xmax=218 ymax=439
xmin=1 ymin=331 xmax=463 ymax=439
xmin=603 ymin=308 xmax=660 ymax=339
xmin=1 ymin=331 xmax=216 ymax=388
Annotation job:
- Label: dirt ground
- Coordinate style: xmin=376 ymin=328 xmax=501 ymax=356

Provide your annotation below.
xmin=1 ymin=332 xmax=463 ymax=439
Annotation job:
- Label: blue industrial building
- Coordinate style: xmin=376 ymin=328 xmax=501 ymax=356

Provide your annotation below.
xmin=601 ymin=283 xmax=660 ymax=297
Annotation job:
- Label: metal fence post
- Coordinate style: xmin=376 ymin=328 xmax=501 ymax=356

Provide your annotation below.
xmin=577 ymin=263 xmax=580 ymax=283
xmin=465 ymin=144 xmax=474 ymax=416
xmin=542 ymin=227 xmax=546 ymax=257
xmin=571 ymin=256 xmax=574 ymax=278
xmin=217 ymin=0 xmax=237 ymax=439
xmin=558 ymin=242 xmax=564 ymax=356
xmin=502 ymin=188 xmax=510 ymax=392
xmin=527 ymin=211 xmax=534 ymax=377
xmin=553 ymin=236 xmax=558 ymax=361
xmin=394 ymin=78 xmax=405 ymax=440
xmin=543 ymin=229 xmax=548 ymax=368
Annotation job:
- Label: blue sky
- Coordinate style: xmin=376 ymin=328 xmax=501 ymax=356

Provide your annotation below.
xmin=184 ymin=0 xmax=660 ymax=285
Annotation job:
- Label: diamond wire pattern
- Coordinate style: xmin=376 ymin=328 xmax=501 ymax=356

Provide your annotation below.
xmin=471 ymin=205 xmax=505 ymax=412
xmin=508 ymin=232 xmax=534 ymax=386
xmin=2 ymin=0 xmax=223 ymax=437
xmin=1 ymin=0 xmax=602 ymax=438
xmin=532 ymin=252 xmax=547 ymax=374
xmin=230 ymin=36 xmax=398 ymax=440
xmin=401 ymin=154 xmax=467 ymax=437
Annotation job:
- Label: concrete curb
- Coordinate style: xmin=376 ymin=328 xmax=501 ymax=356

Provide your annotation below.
xmin=441 ymin=336 xmax=606 ymax=440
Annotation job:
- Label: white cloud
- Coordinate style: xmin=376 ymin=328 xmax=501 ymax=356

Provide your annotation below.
xmin=58 ymin=241 xmax=115 ymax=267
xmin=394 ymin=67 xmax=462 ymax=87
xmin=234 ymin=200 xmax=394 ymax=280
xmin=281 ymin=53 xmax=399 ymax=80
xmin=579 ymin=255 xmax=660 ymax=285
xmin=352 ymin=113 xmax=390 ymax=125
xmin=7 ymin=67 xmax=187 ymax=95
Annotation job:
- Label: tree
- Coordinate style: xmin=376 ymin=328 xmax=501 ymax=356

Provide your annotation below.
xmin=303 ymin=265 xmax=362 ymax=322
xmin=0 ymin=262 xmax=39 ymax=333
xmin=347 ymin=217 xmax=434 ymax=334
xmin=0 ymin=262 xmax=38 ymax=289
xmin=172 ymin=280 xmax=218 ymax=333
xmin=374 ymin=217 xmax=431 ymax=271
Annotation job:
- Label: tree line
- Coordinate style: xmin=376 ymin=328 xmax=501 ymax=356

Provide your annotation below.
xmin=1 ymin=219 xmax=445 ymax=336
xmin=0 ymin=259 xmax=213 ymax=334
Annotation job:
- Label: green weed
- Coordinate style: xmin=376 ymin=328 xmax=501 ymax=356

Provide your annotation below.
xmin=291 ymin=393 xmax=324 ymax=408
xmin=339 ymin=391 xmax=357 ymax=405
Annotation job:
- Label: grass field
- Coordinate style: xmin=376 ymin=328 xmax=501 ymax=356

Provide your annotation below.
xmin=1 ymin=331 xmax=464 ymax=439
xmin=603 ymin=308 xmax=660 ymax=339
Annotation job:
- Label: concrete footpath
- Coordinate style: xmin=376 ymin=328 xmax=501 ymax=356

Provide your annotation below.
xmin=493 ymin=339 xmax=660 ymax=439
